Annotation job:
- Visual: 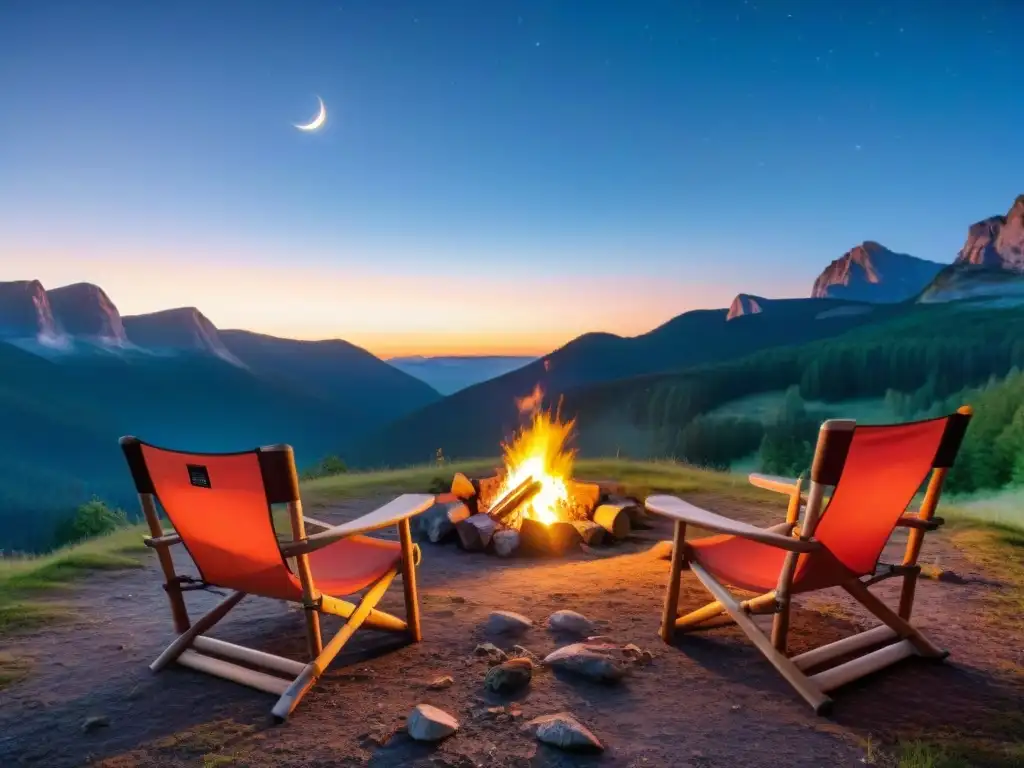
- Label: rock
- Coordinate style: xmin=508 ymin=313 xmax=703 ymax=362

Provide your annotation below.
xmin=622 ymin=644 xmax=654 ymax=665
xmin=649 ymin=540 xmax=674 ymax=560
xmin=406 ymin=703 xmax=459 ymax=742
xmin=427 ymin=675 xmax=454 ymax=690
xmin=473 ymin=642 xmax=508 ymax=664
xmin=486 ymin=610 xmax=534 ymax=636
xmin=526 ymin=713 xmax=604 ymax=752
xmin=484 ymin=658 xmax=533 ymax=694
xmin=543 ymin=643 xmax=628 ymax=683
xmin=492 ymin=529 xmax=521 ymax=557
xmin=511 ymin=645 xmax=541 ymax=662
xmin=81 ymin=716 xmax=109 ymax=734
xmin=547 ymin=610 xmax=595 ymax=636
xmin=727 ymin=293 xmax=765 ymax=321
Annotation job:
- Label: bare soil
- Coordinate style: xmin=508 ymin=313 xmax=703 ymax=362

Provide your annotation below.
xmin=0 ymin=493 xmax=1020 ymax=767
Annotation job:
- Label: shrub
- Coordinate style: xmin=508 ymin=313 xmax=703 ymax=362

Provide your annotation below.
xmin=300 ymin=455 xmax=348 ymax=480
xmin=53 ymin=498 xmax=128 ymax=548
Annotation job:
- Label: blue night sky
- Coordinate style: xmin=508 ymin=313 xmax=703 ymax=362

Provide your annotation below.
xmin=1 ymin=0 xmax=1022 ymax=356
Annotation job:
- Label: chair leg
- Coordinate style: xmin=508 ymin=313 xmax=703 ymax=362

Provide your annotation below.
xmin=691 ymin=563 xmax=832 ymax=714
xmin=272 ymin=568 xmax=399 ymax=721
xmin=304 ymin=608 xmax=323 ymax=658
xmin=398 ymin=518 xmax=423 ymax=643
xmin=841 ymin=579 xmax=946 ymax=659
xmin=660 ymin=520 xmax=688 ymax=643
xmin=898 ymin=571 xmax=919 ymax=620
xmin=771 ymin=598 xmax=791 ymax=653
xmin=150 ymin=591 xmax=246 ymax=672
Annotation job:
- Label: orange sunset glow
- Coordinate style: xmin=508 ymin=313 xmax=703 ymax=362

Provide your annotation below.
xmin=17 ymin=247 xmax=750 ymax=357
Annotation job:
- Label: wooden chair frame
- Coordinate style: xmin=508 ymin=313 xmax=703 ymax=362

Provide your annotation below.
xmin=648 ymin=408 xmax=970 ymax=715
xmin=131 ymin=442 xmax=434 ymax=721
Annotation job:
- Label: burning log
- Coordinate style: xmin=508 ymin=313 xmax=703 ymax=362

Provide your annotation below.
xmin=520 ymin=519 xmax=582 ymax=557
xmin=477 ymin=475 xmax=504 ymax=509
xmin=487 ymin=476 xmax=543 ymax=524
xmin=572 ymin=520 xmax=606 ymax=547
xmin=568 ymin=481 xmax=601 ymax=516
xmin=456 ymin=514 xmax=497 ymax=551
xmin=592 ymin=503 xmax=632 ymax=540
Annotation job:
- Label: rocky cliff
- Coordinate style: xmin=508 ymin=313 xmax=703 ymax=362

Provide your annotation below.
xmin=46 ymin=282 xmax=128 ymax=345
xmin=0 ymin=280 xmax=66 ymax=344
xmin=811 ymin=241 xmax=943 ymax=303
xmin=955 ymin=195 xmax=1024 ymax=270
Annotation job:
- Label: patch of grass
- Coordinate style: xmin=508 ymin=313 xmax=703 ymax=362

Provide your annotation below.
xmin=866 ymin=736 xmax=1024 ymax=768
xmin=0 ymin=525 xmax=149 ymax=636
xmin=942 ymin=520 xmax=1024 ymax=629
xmin=154 ymin=720 xmax=255 ymax=757
xmin=0 ymin=651 xmax=31 ymax=690
xmin=0 ymin=601 xmax=73 ymax=634
xmin=0 ymin=526 xmax=148 ymax=593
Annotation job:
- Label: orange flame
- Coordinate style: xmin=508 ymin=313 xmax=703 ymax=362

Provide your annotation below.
xmin=498 ymin=385 xmax=576 ymax=525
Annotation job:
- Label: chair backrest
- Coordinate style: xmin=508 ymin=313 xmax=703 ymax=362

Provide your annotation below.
xmin=120 ymin=437 xmax=304 ymax=601
xmin=808 ymin=408 xmax=971 ymax=577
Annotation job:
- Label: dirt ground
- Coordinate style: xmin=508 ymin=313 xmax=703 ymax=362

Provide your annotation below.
xmin=0 ymin=493 xmax=1021 ymax=767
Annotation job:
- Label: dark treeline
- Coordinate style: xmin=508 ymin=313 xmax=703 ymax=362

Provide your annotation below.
xmin=574 ymin=305 xmax=1024 ymax=491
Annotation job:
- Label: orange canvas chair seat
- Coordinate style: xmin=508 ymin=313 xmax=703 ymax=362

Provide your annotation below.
xmin=646 ymin=407 xmax=972 ymax=714
xmin=686 ymin=535 xmax=854 ymax=594
xmin=305 ymin=536 xmax=403 ymax=596
xmin=119 ymin=436 xmax=434 ymax=720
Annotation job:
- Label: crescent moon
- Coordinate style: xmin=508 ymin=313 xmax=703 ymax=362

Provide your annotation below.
xmin=294 ymin=96 xmax=327 ymax=132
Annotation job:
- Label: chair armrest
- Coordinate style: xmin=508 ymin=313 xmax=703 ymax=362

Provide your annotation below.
xmin=765 ymin=521 xmax=796 ymax=536
xmin=644 ymin=495 xmax=820 ymax=553
xmin=748 ymin=473 xmax=803 ymax=496
xmin=144 ymin=533 xmax=182 ymax=548
xmin=895 ymin=515 xmax=944 ymax=531
xmin=281 ymin=494 xmax=435 ymax=557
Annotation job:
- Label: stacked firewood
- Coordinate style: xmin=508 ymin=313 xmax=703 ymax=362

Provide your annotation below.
xmin=414 ymin=472 xmax=651 ymax=557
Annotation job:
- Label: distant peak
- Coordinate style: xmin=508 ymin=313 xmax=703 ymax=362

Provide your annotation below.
xmin=727 ymin=293 xmax=765 ymax=321
xmin=956 ymin=193 xmax=1024 ymax=270
xmin=811 ymin=242 xmax=943 ymax=303
xmin=46 ymin=282 xmax=127 ymax=344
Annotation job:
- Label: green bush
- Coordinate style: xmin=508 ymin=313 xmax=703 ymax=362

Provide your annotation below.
xmin=301 ymin=454 xmax=348 ymax=480
xmin=53 ymin=498 xmax=128 ymax=548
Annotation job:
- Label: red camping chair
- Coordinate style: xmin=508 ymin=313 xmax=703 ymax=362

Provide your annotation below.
xmin=645 ymin=407 xmax=972 ymax=714
xmin=120 ymin=437 xmax=434 ymax=720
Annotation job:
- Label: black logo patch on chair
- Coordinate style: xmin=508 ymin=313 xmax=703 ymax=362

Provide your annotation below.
xmin=186 ymin=464 xmax=212 ymax=489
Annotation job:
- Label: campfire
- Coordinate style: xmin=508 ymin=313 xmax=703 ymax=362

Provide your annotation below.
xmin=416 ymin=386 xmax=647 ymax=557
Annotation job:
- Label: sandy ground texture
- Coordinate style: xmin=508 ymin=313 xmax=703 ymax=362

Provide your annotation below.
xmin=0 ymin=493 xmax=1021 ymax=767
